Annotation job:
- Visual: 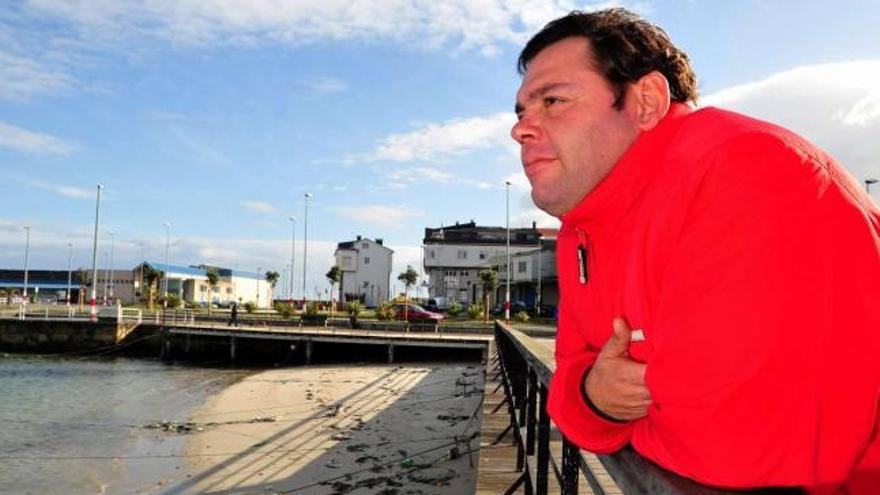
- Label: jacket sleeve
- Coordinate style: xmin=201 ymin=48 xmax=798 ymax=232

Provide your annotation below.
xmin=634 ymin=132 xmax=880 ymax=490
xmin=547 ymin=285 xmax=635 ymax=453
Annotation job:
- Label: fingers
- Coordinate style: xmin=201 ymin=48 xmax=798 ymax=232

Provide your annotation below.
xmin=600 ymin=317 xmax=632 ymax=357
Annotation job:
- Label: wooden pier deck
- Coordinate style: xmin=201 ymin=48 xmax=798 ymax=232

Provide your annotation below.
xmin=475 ymin=341 xmax=622 ymax=495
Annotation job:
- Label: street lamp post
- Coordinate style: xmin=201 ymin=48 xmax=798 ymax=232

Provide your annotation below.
xmin=66 ymin=243 xmax=73 ymax=307
xmin=536 ymin=236 xmax=542 ymax=316
xmin=289 ymin=216 xmax=296 ymax=303
xmin=102 ymin=251 xmax=110 ymax=305
xmin=163 ymin=222 xmax=171 ymax=304
xmin=89 ymin=185 xmax=102 ymax=322
xmin=302 ymin=193 xmax=312 ymax=307
xmin=866 ymin=179 xmax=878 ymax=194
xmin=256 ymin=267 xmax=262 ymax=308
xmin=22 ymin=225 xmax=31 ymax=311
xmin=108 ymin=231 xmax=115 ymax=303
xmin=505 ymin=180 xmax=512 ymax=322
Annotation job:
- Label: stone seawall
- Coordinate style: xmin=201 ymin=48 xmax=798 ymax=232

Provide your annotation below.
xmin=0 ymin=320 xmax=131 ymax=352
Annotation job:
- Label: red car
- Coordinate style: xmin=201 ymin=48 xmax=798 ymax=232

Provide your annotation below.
xmin=392 ymin=303 xmax=444 ymax=322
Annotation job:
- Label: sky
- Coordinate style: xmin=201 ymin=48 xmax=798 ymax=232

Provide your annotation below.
xmin=1 ymin=0 xmax=878 ymax=299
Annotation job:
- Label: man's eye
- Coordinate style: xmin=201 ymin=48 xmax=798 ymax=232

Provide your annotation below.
xmin=543 ymin=97 xmax=563 ymax=106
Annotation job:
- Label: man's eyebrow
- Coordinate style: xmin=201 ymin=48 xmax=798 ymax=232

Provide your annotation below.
xmin=515 ymin=82 xmax=573 ymax=114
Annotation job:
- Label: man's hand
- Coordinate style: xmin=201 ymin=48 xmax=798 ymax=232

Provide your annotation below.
xmin=584 ymin=317 xmax=652 ymax=421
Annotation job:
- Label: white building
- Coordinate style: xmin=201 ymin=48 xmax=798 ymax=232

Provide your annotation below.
xmin=134 ymin=262 xmax=272 ymax=308
xmin=488 ymin=237 xmax=559 ymax=310
xmin=334 ymin=236 xmax=393 ymax=307
xmin=422 ymin=221 xmax=550 ymax=308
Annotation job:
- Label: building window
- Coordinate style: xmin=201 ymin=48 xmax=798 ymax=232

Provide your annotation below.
xmin=429 ymin=250 xmax=435 ymax=259
xmin=226 ymin=288 xmax=233 ymax=294
xmin=457 ymin=250 xmax=467 ymax=260
xmin=479 ymin=252 xmax=486 ymax=259
xmin=518 ymin=261 xmax=527 ymax=273
xmin=364 ymin=257 xmax=370 ymax=265
xmin=362 ymin=242 xmax=369 ymax=249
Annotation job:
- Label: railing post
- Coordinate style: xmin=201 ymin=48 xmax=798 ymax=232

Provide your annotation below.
xmin=536 ymin=383 xmax=550 ymax=494
xmin=526 ymin=369 xmax=538 ymax=456
xmin=561 ymin=438 xmax=580 ymax=495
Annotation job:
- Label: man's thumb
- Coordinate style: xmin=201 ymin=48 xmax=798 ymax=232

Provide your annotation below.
xmin=603 ymin=317 xmax=632 ymax=356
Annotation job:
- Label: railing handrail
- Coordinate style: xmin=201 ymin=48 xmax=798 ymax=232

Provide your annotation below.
xmin=492 ymin=320 xmax=802 ymax=495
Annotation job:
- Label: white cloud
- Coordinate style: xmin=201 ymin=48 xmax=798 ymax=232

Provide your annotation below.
xmin=301 ymin=76 xmax=347 ymax=94
xmin=332 ymin=205 xmax=424 ymax=229
xmin=0 ymin=121 xmax=77 ymax=155
xmin=702 ymin=60 xmax=880 ymax=183
xmin=23 ymin=0 xmax=615 ymax=55
xmin=240 ymin=200 xmax=278 ymax=214
xmin=504 ymin=171 xmax=531 ymax=190
xmin=390 ymin=167 xmax=454 ymax=184
xmin=0 ymin=50 xmax=74 ymax=101
xmin=25 ymin=180 xmax=93 ymax=199
xmin=370 ymin=112 xmax=517 ymax=163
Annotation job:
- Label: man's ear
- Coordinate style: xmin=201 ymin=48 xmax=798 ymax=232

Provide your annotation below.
xmin=628 ymin=71 xmax=671 ymax=131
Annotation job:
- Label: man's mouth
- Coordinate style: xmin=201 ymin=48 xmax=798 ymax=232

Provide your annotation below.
xmin=523 ymin=157 xmax=557 ymax=178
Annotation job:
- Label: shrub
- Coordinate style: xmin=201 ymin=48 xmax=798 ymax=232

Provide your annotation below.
xmin=447 ymin=301 xmax=463 ymax=316
xmin=467 ymin=303 xmax=483 ymax=320
xmin=163 ymin=293 xmax=182 ymax=309
xmin=514 ymin=310 xmax=530 ymax=324
xmin=304 ymin=302 xmax=319 ymax=318
xmin=275 ymin=302 xmax=293 ymax=318
xmin=243 ymin=301 xmax=257 ymax=313
xmin=375 ymin=302 xmax=394 ymax=321
xmin=346 ymin=301 xmax=364 ymax=318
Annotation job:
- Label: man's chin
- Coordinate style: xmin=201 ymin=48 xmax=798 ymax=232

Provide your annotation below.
xmin=531 ymin=190 xmax=566 ymax=218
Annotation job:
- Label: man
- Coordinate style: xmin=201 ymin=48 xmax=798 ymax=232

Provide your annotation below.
xmin=511 ymin=8 xmax=880 ymax=494
xmin=228 ymin=301 xmax=239 ymax=327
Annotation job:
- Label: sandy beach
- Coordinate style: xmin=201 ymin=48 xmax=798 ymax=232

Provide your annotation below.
xmin=145 ymin=362 xmax=484 ymax=495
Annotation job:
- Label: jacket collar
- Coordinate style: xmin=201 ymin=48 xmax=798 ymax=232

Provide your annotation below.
xmin=560 ymin=102 xmax=693 ymax=238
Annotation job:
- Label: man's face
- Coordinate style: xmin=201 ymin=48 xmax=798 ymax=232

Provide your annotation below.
xmin=512 ymin=37 xmax=641 ymax=217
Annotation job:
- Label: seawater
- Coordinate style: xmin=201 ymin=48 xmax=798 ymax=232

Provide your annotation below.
xmin=0 ymin=353 xmax=252 ymax=495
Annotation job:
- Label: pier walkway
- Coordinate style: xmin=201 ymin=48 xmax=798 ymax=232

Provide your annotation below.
xmin=146 ymin=320 xmax=491 ymax=363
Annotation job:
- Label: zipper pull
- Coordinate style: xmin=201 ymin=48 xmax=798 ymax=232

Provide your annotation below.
xmin=576 ymin=230 xmax=589 ymax=285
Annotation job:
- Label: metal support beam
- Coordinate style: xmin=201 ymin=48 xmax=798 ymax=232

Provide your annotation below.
xmin=305 ymin=340 xmax=313 ymax=364
xmin=230 ymin=336 xmax=236 ymax=361
xmin=388 ymin=343 xmax=395 ymax=364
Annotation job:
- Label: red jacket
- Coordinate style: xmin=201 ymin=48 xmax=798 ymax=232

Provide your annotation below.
xmin=548 ymin=103 xmax=880 ymax=493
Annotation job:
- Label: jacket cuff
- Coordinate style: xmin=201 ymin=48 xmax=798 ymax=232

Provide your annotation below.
xmin=580 ymin=365 xmax=628 ymax=423
xmin=547 ymin=353 xmax=634 ymax=453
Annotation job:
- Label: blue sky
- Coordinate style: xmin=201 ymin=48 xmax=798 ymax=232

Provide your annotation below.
xmin=1 ymin=0 xmax=878 ymax=298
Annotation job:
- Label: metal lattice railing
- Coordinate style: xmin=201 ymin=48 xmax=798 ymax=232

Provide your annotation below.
xmin=492 ymin=321 xmax=804 ymax=495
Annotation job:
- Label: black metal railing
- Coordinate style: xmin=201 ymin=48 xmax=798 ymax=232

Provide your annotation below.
xmin=492 ymin=321 xmax=803 ymax=495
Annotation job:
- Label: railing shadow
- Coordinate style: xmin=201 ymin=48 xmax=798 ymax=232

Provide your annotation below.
xmin=160 ymin=363 xmax=484 ymax=494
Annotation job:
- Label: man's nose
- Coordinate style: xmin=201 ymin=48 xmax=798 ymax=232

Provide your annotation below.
xmin=511 ymin=115 xmax=540 ymax=144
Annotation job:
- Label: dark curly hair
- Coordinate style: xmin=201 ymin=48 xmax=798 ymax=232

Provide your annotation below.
xmin=518 ymin=8 xmax=698 ymax=109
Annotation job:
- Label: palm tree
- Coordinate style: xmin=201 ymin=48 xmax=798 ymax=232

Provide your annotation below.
xmin=264 ymin=270 xmax=280 ymax=299
xmin=142 ymin=265 xmax=162 ymax=310
xmin=397 ymin=265 xmax=418 ymax=324
xmin=479 ymin=268 xmax=499 ymax=322
xmin=205 ymin=267 xmax=220 ymax=315
xmin=74 ymin=268 xmax=90 ymax=308
xmin=325 ymin=265 xmax=342 ymax=320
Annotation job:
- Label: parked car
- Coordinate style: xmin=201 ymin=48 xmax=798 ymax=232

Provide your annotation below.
xmin=491 ymin=301 xmax=529 ymax=316
xmin=533 ymin=304 xmax=557 ymax=318
xmin=423 ymin=299 xmax=442 ymax=313
xmin=392 ymin=303 xmax=444 ymax=322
